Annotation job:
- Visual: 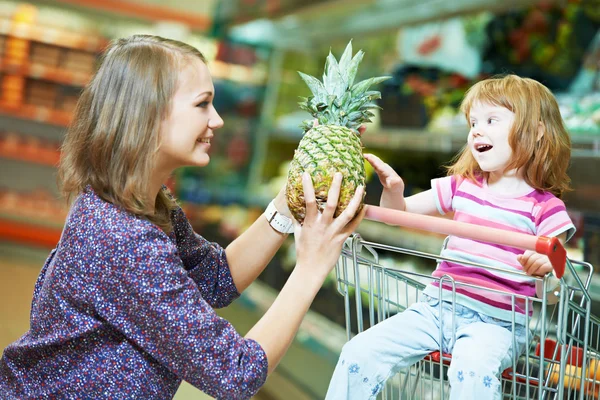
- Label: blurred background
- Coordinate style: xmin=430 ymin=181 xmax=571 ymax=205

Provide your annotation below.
xmin=0 ymin=0 xmax=598 ymax=398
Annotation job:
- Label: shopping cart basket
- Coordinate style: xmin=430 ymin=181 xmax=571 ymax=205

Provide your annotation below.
xmin=335 ymin=206 xmax=599 ymax=399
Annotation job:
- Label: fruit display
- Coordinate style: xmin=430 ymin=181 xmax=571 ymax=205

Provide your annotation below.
xmin=285 ymin=41 xmax=390 ymax=223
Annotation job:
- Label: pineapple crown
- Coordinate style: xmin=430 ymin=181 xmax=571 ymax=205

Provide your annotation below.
xmin=298 ymin=40 xmax=390 ymax=134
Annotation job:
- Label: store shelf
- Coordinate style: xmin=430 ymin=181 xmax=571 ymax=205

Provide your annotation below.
xmin=571 ymin=133 xmax=600 ymax=158
xmin=268 ymin=127 xmax=467 ymax=153
xmin=270 ymin=127 xmax=600 ymax=157
xmin=0 ymin=146 xmax=59 ymax=167
xmin=52 ymin=0 xmax=212 ymax=31
xmin=0 ymin=214 xmax=62 ymax=248
xmin=211 ymin=60 xmax=267 ymax=86
xmin=0 ymin=59 xmax=91 ymax=87
xmin=0 ymin=18 xmax=107 ymax=52
xmin=362 ymin=128 xmax=467 ymax=152
xmin=0 ymin=102 xmax=71 ymax=127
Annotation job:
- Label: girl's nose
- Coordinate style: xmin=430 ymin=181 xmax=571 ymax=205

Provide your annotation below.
xmin=471 ymin=128 xmax=482 ymax=137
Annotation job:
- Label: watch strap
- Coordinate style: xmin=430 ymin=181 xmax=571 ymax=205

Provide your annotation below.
xmin=264 ymin=200 xmax=294 ymax=234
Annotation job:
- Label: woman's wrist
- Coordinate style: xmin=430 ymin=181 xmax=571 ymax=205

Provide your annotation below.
xmin=273 ymin=189 xmax=292 ymax=219
xmin=289 ymin=266 xmax=326 ymax=295
xmin=264 ymin=200 xmax=294 ymax=234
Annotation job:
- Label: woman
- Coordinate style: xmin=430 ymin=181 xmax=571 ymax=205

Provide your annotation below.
xmin=0 ymin=34 xmax=365 ymax=399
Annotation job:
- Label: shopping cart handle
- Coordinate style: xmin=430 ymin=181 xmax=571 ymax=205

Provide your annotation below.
xmin=364 ymin=205 xmax=566 ymax=279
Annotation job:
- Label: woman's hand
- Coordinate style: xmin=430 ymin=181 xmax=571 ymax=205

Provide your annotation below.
xmin=364 ymin=153 xmax=406 ymax=211
xmin=273 ymin=184 xmax=293 ymax=219
xmin=293 ymin=172 xmax=365 ymax=282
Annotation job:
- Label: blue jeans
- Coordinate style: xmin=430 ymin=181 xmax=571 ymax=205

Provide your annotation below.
xmin=325 ymin=295 xmax=527 ymax=399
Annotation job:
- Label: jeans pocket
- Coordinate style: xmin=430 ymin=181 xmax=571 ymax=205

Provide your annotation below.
xmin=421 ymin=293 xmax=440 ymax=308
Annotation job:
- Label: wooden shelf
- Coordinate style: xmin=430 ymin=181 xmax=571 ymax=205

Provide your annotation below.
xmin=0 ymin=59 xmax=91 ymax=86
xmin=0 ymin=102 xmax=71 ymax=127
xmin=0 ymin=18 xmax=107 ymax=53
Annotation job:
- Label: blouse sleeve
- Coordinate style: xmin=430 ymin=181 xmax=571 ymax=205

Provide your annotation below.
xmin=93 ymin=226 xmax=268 ymax=399
xmin=170 ymin=206 xmax=239 ymax=308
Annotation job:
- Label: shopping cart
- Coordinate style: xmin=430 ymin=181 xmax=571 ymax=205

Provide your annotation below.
xmin=335 ymin=206 xmax=599 ymax=399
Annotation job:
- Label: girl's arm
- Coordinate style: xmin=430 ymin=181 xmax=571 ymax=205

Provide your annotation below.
xmin=364 ymin=153 xmax=438 ymax=215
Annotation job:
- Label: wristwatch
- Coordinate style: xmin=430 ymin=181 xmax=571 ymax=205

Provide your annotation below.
xmin=264 ymin=200 xmax=295 ymax=234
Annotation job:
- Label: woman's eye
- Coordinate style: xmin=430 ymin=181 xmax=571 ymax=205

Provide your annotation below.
xmin=196 ymin=101 xmax=209 ymax=108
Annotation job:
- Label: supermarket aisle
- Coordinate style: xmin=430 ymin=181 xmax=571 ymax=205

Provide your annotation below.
xmin=0 ymin=245 xmax=274 ymax=400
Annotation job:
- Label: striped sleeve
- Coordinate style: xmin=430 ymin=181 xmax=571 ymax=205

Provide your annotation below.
xmin=431 ymin=175 xmax=459 ymax=215
xmin=536 ymin=197 xmax=576 ymax=242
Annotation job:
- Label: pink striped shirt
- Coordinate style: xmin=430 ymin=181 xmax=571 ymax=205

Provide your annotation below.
xmin=423 ymin=175 xmax=575 ymax=324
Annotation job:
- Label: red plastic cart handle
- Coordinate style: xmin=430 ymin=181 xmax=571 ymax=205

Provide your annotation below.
xmin=364 ymin=205 xmax=566 ymax=279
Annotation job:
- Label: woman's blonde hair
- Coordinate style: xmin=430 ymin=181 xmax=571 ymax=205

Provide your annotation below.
xmin=58 ymin=34 xmax=207 ymax=232
xmin=448 ymin=74 xmax=571 ymax=197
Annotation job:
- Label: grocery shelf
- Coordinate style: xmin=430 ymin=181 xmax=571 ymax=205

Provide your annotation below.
xmin=571 ymin=133 xmax=600 ymax=158
xmin=0 ymin=214 xmax=62 ymax=249
xmin=211 ymin=60 xmax=267 ymax=86
xmin=270 ymin=127 xmax=600 ymax=157
xmin=0 ymin=59 xmax=91 ymax=86
xmin=0 ymin=102 xmax=71 ymax=127
xmin=0 ymin=18 xmax=107 ymax=52
xmin=52 ymin=0 xmax=211 ymax=31
xmin=362 ymin=128 xmax=467 ymax=153
xmin=0 ymin=146 xmax=59 ymax=167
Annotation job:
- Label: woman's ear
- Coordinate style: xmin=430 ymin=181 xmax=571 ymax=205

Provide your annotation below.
xmin=537 ymin=121 xmax=545 ymax=142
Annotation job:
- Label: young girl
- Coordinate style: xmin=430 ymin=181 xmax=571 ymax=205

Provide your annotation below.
xmin=325 ymin=74 xmax=576 ymax=399
xmin=0 ymin=35 xmax=365 ymax=399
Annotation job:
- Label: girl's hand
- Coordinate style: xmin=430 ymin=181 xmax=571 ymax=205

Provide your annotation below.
xmin=364 ymin=154 xmax=404 ymax=193
xmin=518 ymin=250 xmax=554 ymax=277
xmin=293 ymin=172 xmax=365 ymax=282
xmin=364 ymin=153 xmax=406 ymax=210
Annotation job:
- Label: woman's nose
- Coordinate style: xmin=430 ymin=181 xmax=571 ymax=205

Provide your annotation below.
xmin=209 ymin=109 xmax=224 ymax=130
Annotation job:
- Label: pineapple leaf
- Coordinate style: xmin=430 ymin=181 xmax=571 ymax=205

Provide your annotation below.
xmin=297 ymin=41 xmax=390 ymax=133
xmin=300 ymin=120 xmax=313 ymax=132
xmin=352 ymin=76 xmax=390 ymax=95
xmin=347 ymin=111 xmax=363 ymax=121
xmin=324 ymin=51 xmax=346 ymax=98
xmin=338 ymin=40 xmax=353 ymax=74
xmin=299 ymin=72 xmax=327 ymax=101
xmin=360 ymin=102 xmax=382 ymax=110
xmin=345 ymin=50 xmax=364 ymax=88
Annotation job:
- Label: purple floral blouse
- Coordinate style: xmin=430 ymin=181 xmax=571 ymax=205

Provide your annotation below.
xmin=0 ymin=187 xmax=268 ymax=399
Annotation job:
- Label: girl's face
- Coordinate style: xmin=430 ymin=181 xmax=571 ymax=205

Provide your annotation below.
xmin=467 ymin=101 xmax=516 ymax=178
xmin=158 ymin=57 xmax=224 ymax=171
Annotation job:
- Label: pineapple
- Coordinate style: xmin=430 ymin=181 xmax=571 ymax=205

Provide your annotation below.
xmin=286 ymin=41 xmax=390 ymax=223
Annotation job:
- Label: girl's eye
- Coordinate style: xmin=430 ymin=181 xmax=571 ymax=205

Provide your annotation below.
xmin=487 ymin=118 xmax=496 ymax=124
xmin=470 ymin=122 xmax=476 ymax=128
xmin=196 ymin=101 xmax=209 ymax=108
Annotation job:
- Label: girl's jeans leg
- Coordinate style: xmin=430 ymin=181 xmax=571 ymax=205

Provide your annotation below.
xmin=325 ymin=299 xmax=442 ymax=400
xmin=447 ymin=318 xmax=527 ymax=400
